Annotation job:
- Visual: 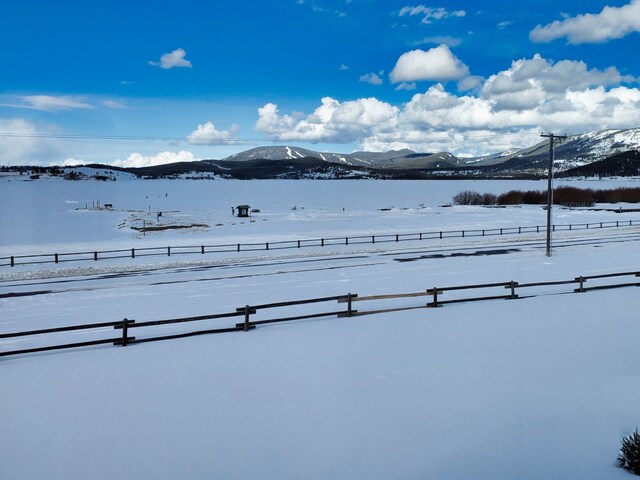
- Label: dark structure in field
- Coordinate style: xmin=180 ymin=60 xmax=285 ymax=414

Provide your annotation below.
xmin=236 ymin=205 xmax=250 ymax=218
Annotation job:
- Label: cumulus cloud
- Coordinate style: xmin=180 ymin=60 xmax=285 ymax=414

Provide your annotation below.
xmin=61 ymin=157 xmax=87 ymax=166
xmin=480 ymin=54 xmax=634 ymax=110
xmin=149 ymin=48 xmax=192 ymax=69
xmin=256 ymin=97 xmax=399 ymax=143
xmin=0 ymin=95 xmax=93 ymax=111
xmin=399 ymin=5 xmax=465 ymax=24
xmin=255 ymin=54 xmax=640 ymax=156
xmin=340 ymin=64 xmax=349 ymax=70
xmin=187 ymin=122 xmax=239 ymax=144
xmin=389 ymin=45 xmax=469 ymax=83
xmin=113 ymin=150 xmax=198 ymax=168
xmin=0 ymin=119 xmax=63 ymax=166
xmin=457 ymin=76 xmax=483 ymax=92
xmin=359 ymin=72 xmax=384 ymax=85
xmin=530 ymin=0 xmax=640 ymax=44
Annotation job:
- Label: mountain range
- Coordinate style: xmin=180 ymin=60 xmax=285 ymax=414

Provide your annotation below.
xmin=219 ymin=128 xmax=640 ymax=173
xmin=132 ymin=127 xmax=640 ymax=179
xmin=8 ymin=128 xmax=639 ymax=180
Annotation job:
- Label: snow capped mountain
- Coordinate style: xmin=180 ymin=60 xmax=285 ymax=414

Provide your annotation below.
xmin=463 ymin=128 xmax=640 ymax=173
xmin=222 ymin=146 xmax=463 ymax=169
xmin=219 ymin=128 xmax=640 ymax=174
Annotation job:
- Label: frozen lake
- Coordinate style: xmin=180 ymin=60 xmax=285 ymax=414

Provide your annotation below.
xmin=2 ymin=177 xmax=639 ymax=253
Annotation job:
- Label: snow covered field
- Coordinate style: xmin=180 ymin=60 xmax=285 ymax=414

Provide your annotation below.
xmin=2 ymin=178 xmax=640 ymax=479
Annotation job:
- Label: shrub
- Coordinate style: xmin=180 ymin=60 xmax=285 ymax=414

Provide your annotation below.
xmin=453 ymin=190 xmax=483 ymax=205
xmin=619 ymin=429 xmax=640 ymax=475
xmin=497 ymin=190 xmax=524 ymax=205
xmin=522 ymin=190 xmax=545 ymax=204
xmin=481 ymin=193 xmax=497 ymax=205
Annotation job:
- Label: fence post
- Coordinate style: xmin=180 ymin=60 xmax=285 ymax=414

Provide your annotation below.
xmin=575 ymin=276 xmax=585 ymax=293
xmin=10 ymin=256 xmax=14 ymax=267
xmin=482 ymin=230 xmax=485 ymax=236
xmin=131 ymin=248 xmax=135 ymax=258
xmin=266 ymin=242 xmax=269 ymax=251
xmin=298 ymin=240 xmax=301 ymax=248
xmin=439 ymin=231 xmax=442 ymax=239
xmin=167 ymin=246 xmax=171 ymax=256
xmin=429 ymin=287 xmax=440 ymax=307
xmin=237 ymin=243 xmax=240 ymax=252
xmin=537 ymin=225 xmax=539 ymax=233
xmin=500 ymin=228 xmax=503 ymax=235
xmin=518 ymin=227 xmax=521 ymax=234
xmin=396 ymin=234 xmax=399 ymax=242
xmin=462 ymin=230 xmax=465 ymax=238
xmin=372 ymin=235 xmax=375 ymax=244
xmin=321 ymin=238 xmax=324 ymax=247
xmin=94 ymin=251 xmax=98 ymax=261
xmin=347 ymin=293 xmax=353 ymax=317
xmin=346 ymin=237 xmax=349 ymax=245
xmin=201 ymin=245 xmax=205 ymax=254
xmin=419 ymin=233 xmax=422 ymax=241
xmin=509 ymin=281 xmax=518 ymax=299
xmin=55 ymin=253 xmax=59 ymax=264
xmin=121 ymin=318 xmax=130 ymax=346
xmin=243 ymin=305 xmax=251 ymax=331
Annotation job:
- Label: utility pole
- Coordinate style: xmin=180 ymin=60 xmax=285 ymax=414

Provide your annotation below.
xmin=540 ymin=132 xmax=567 ymax=257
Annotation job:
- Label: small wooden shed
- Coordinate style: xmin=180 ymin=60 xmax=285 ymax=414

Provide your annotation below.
xmin=236 ymin=205 xmax=251 ymax=218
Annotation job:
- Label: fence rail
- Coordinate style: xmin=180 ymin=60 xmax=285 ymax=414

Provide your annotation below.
xmin=2 ymin=219 xmax=639 ymax=268
xmin=2 ymin=270 xmax=639 ymax=358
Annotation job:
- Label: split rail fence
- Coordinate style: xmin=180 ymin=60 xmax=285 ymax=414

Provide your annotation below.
xmin=2 ymin=219 xmax=639 ymax=268
xmin=2 ymin=269 xmax=639 ymax=358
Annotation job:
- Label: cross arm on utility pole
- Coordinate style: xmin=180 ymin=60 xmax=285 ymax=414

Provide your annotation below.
xmin=540 ymin=132 xmax=568 ymax=257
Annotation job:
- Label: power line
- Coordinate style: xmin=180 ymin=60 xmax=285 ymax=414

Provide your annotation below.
xmin=0 ymin=131 xmax=554 ymax=142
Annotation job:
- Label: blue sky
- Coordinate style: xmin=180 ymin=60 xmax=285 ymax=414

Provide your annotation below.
xmin=1 ymin=0 xmax=639 ymax=166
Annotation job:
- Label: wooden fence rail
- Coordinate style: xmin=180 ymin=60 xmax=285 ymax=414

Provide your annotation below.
xmin=2 ymin=219 xmax=639 ymax=268
xmin=2 ymin=270 xmax=640 ymax=359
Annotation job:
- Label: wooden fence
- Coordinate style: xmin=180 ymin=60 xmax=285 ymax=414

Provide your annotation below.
xmin=2 ymin=219 xmax=639 ymax=268
xmin=2 ymin=269 xmax=639 ymax=358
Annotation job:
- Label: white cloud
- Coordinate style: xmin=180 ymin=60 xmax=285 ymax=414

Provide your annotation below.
xmin=255 ymin=54 xmax=640 ymax=156
xmin=480 ymin=54 xmax=634 ymax=110
xmin=187 ymin=122 xmax=239 ymax=144
xmin=530 ymin=0 xmax=640 ymax=44
xmin=61 ymin=157 xmax=87 ymax=167
xmin=149 ymin=48 xmax=192 ymax=69
xmin=389 ymin=45 xmax=469 ymax=83
xmin=457 ymin=76 xmax=483 ymax=92
xmin=256 ymin=97 xmax=399 ymax=143
xmin=399 ymin=5 xmax=465 ymax=24
xmin=102 ymin=99 xmax=127 ymax=109
xmin=359 ymin=72 xmax=384 ymax=85
xmin=340 ymin=64 xmax=349 ymax=71
xmin=0 ymin=119 xmax=63 ymax=166
xmin=0 ymin=95 xmax=93 ymax=111
xmin=497 ymin=21 xmax=512 ymax=29
xmin=113 ymin=150 xmax=198 ymax=168
xmin=412 ymin=35 xmax=463 ymax=47
xmin=395 ymin=82 xmax=417 ymax=91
